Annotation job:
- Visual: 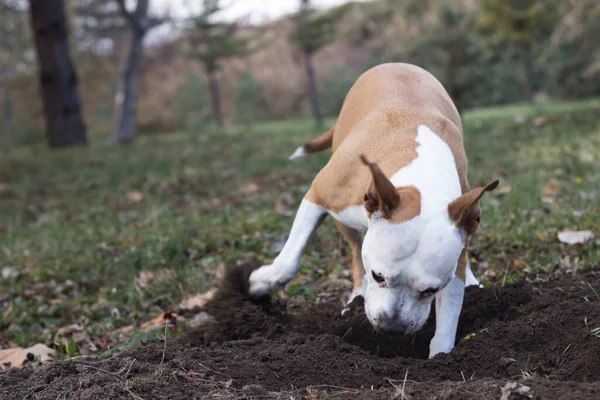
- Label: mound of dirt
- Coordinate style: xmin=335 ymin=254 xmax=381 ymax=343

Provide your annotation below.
xmin=2 ymin=260 xmax=600 ymax=399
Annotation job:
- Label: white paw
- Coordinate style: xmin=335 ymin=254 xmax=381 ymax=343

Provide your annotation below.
xmin=465 ymin=264 xmax=484 ymax=288
xmin=248 ymin=264 xmax=278 ymax=297
xmin=346 ymin=289 xmax=364 ymax=306
xmin=428 ymin=338 xmax=454 ymax=359
xmin=341 ymin=282 xmax=367 ymax=316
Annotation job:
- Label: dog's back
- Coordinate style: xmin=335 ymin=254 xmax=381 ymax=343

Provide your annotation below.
xmin=306 ymin=63 xmax=470 ymax=212
xmin=332 ymin=63 xmax=462 ymax=151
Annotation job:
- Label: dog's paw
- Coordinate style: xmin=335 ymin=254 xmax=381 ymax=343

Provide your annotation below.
xmin=248 ymin=264 xmax=278 ymax=298
xmin=341 ymin=290 xmax=365 ymax=317
xmin=428 ymin=338 xmax=454 ymax=359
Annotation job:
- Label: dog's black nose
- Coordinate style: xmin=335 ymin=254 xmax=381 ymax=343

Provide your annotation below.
xmin=374 ymin=313 xmax=407 ymax=335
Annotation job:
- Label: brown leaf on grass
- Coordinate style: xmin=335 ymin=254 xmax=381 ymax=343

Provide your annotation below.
xmin=187 ymin=312 xmax=213 ymax=329
xmin=215 ymin=262 xmax=226 ymax=281
xmin=54 ymin=324 xmax=98 ymax=355
xmin=127 ymin=191 xmax=144 ymax=202
xmin=579 ymin=150 xmax=594 ymax=163
xmin=543 ymin=180 xmax=561 ymax=196
xmin=557 ymin=230 xmax=595 ymax=245
xmin=533 ymin=116 xmax=548 ymax=126
xmin=111 ymin=312 xmax=179 ymax=338
xmin=184 ymin=166 xmax=199 ymax=176
xmin=135 ymin=269 xmax=174 ymax=288
xmin=179 ymin=289 xmax=217 ymax=311
xmin=240 ymin=183 xmax=259 ymax=194
xmin=495 ymin=185 xmax=512 ymax=196
xmin=509 ymin=260 xmax=526 ymax=271
xmin=0 ymin=344 xmax=55 ymax=369
xmin=139 ymin=312 xmax=179 ymax=332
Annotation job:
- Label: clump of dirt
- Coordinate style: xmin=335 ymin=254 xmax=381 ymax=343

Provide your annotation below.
xmin=2 ymin=261 xmax=600 ymax=400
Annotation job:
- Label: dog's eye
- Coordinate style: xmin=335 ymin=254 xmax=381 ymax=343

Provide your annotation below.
xmin=371 ymin=271 xmax=385 ymax=284
xmin=420 ymin=287 xmax=439 ymax=297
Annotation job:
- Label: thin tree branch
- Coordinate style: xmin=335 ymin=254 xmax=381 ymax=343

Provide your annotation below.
xmin=114 ymin=0 xmax=140 ymax=31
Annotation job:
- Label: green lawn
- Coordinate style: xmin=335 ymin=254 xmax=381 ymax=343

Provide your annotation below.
xmin=1 ymin=99 xmax=599 ymax=353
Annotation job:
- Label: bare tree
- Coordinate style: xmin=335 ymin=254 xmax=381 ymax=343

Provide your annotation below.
xmin=28 ymin=0 xmax=87 ymax=147
xmin=299 ymin=0 xmax=322 ymax=130
xmin=290 ymin=0 xmax=349 ymax=129
xmin=112 ymin=0 xmax=163 ymax=144
xmin=184 ymin=0 xmax=267 ymax=127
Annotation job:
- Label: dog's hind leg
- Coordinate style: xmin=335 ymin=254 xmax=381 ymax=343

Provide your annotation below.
xmin=248 ymin=197 xmax=327 ymax=297
xmin=334 ymin=221 xmax=366 ymax=302
xmin=334 ymin=221 xmax=367 ymax=316
xmin=465 ymin=261 xmax=483 ymax=288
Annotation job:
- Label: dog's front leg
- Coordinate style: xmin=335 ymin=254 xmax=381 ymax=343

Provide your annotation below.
xmin=428 ymin=276 xmax=465 ymax=359
xmin=249 ymin=199 xmax=327 ymax=297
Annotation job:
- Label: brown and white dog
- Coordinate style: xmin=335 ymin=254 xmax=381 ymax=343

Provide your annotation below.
xmin=249 ymin=63 xmax=498 ymax=358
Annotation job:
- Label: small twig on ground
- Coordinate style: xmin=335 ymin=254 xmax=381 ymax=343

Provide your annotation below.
xmin=501 ymin=262 xmax=510 ymax=287
xmin=400 ymin=369 xmax=410 ymax=400
xmin=124 ymin=358 xmax=136 ymax=379
xmin=222 ymin=338 xmax=263 ymax=347
xmin=79 ymin=363 xmax=123 ymax=380
xmin=586 ymin=282 xmax=600 ymax=300
xmin=22 ymin=385 xmax=44 ymax=400
xmin=460 ymin=371 xmax=466 ymax=382
xmin=161 ymin=321 xmax=168 ymax=364
xmin=123 ymin=385 xmax=146 ymax=400
xmin=198 ymin=362 xmax=231 ymax=378
xmin=341 ymin=327 xmax=353 ymax=340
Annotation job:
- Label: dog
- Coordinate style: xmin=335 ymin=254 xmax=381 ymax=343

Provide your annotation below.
xmin=248 ymin=63 xmax=498 ymax=358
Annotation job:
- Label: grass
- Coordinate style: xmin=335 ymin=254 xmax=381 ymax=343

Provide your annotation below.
xmin=0 ymin=99 xmax=599 ymax=353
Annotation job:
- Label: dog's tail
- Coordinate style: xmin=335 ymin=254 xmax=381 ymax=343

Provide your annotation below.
xmin=289 ymin=127 xmax=334 ymax=160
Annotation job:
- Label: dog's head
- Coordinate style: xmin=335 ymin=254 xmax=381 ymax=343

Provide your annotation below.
xmin=359 ymin=155 xmax=497 ymax=335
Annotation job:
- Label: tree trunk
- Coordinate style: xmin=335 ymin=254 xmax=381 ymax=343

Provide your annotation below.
xmin=113 ymin=31 xmax=144 ymax=143
xmin=208 ymin=71 xmax=224 ymax=127
xmin=1 ymin=89 xmax=14 ymax=148
xmin=28 ymin=0 xmax=87 ymax=148
xmin=523 ymin=46 xmax=535 ymax=104
xmin=299 ymin=0 xmax=323 ymax=130
xmin=304 ymin=52 xmax=323 ymax=130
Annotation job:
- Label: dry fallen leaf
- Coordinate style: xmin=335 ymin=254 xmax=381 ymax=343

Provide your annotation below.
xmin=240 ymin=183 xmax=259 ymax=194
xmin=533 ymin=116 xmax=548 ymax=126
xmin=215 ymin=262 xmax=226 ymax=281
xmin=557 ymin=230 xmax=594 ymax=245
xmin=135 ymin=269 xmax=173 ymax=288
xmin=127 ymin=191 xmax=144 ymax=202
xmin=543 ymin=180 xmax=561 ymax=197
xmin=139 ymin=312 xmax=179 ymax=331
xmin=187 ymin=312 xmax=213 ymax=329
xmin=0 ymin=344 xmax=55 ymax=369
xmin=495 ymin=185 xmax=512 ymax=196
xmin=179 ymin=289 xmax=217 ymax=311
xmin=500 ymin=381 xmax=532 ymax=400
xmin=579 ymin=150 xmax=594 ymax=163
xmin=509 ymin=260 xmax=526 ymax=271
xmin=184 ymin=166 xmax=199 ymax=176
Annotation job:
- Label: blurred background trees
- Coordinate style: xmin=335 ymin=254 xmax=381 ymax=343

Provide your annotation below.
xmin=183 ymin=0 xmax=266 ymax=127
xmin=0 ymin=0 xmax=598 ymax=150
xmin=28 ymin=0 xmax=88 ymax=147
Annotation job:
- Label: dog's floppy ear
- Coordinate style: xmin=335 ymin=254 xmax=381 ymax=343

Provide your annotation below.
xmin=448 ymin=180 xmax=499 ymax=234
xmin=360 ymin=154 xmax=400 ymax=219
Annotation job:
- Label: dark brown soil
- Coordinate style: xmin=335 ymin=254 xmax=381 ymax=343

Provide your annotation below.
xmin=2 ymin=258 xmax=600 ymax=399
